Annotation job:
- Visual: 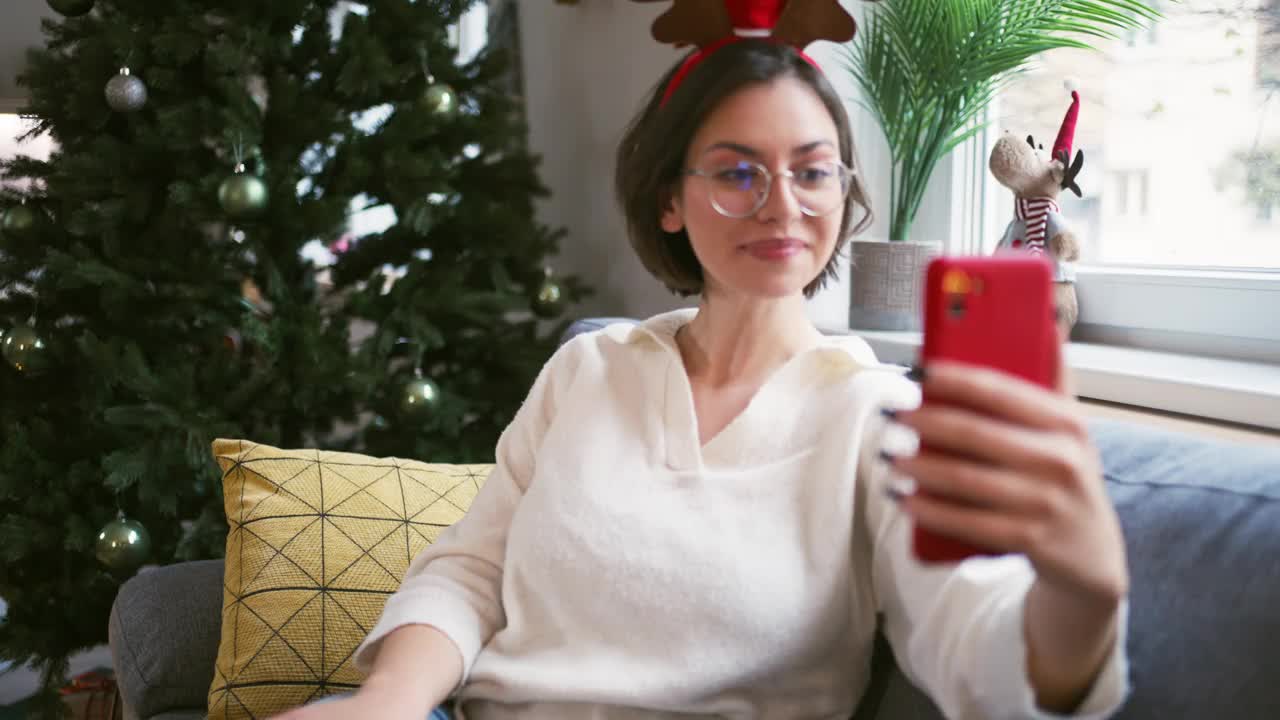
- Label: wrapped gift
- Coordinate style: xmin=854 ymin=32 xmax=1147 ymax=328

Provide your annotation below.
xmin=58 ymin=670 xmax=121 ymax=720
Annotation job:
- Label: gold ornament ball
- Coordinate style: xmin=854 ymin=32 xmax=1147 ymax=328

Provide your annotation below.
xmin=401 ymin=376 xmax=442 ymax=416
xmin=532 ymin=277 xmax=566 ymax=318
xmin=2 ymin=325 xmax=47 ymax=373
xmin=47 ymin=0 xmax=94 ymax=16
xmin=219 ymin=173 xmax=269 ymax=218
xmin=1 ymin=205 xmax=38 ymax=236
xmin=422 ymin=83 xmax=458 ymax=118
xmin=95 ymin=516 xmax=152 ymax=574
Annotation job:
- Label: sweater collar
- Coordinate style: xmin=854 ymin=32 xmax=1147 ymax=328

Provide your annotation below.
xmin=605 ymin=307 xmax=881 ymax=371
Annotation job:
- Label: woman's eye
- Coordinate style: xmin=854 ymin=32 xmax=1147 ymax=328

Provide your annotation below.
xmin=714 ymin=167 xmax=761 ymax=186
xmin=797 ymin=166 xmax=834 ymax=183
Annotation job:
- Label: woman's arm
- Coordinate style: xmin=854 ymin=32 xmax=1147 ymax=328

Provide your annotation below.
xmin=272 ymin=625 xmax=461 ymax=720
xmin=1024 ymin=577 xmax=1122 ymax=712
xmin=860 ymin=357 xmax=1131 ymax=718
xmin=881 ymin=360 xmax=1130 ymax=715
xmin=359 ymin=625 xmax=464 ymax=709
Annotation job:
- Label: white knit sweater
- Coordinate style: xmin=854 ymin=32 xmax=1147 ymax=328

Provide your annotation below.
xmin=355 ymin=308 xmax=1129 ymax=720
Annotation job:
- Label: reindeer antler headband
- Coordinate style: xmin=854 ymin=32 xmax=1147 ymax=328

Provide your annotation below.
xmin=632 ymin=1 xmax=860 ymax=105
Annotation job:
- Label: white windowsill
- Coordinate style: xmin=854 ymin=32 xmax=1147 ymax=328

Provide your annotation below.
xmin=847 ymin=329 xmax=1280 ymax=433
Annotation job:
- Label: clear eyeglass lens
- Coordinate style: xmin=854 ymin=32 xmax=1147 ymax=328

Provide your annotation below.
xmin=702 ymin=160 xmax=849 ymax=218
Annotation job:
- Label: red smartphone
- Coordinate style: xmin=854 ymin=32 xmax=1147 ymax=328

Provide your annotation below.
xmin=913 ymin=255 xmax=1060 ymax=563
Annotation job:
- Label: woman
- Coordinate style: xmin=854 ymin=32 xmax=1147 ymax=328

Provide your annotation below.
xmin=280 ymin=40 xmax=1130 ymax=720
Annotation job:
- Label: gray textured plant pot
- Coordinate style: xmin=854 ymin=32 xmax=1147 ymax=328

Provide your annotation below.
xmin=849 ymin=240 xmax=941 ymax=331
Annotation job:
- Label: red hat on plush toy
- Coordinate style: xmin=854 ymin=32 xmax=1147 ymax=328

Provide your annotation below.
xmin=1052 ymin=90 xmax=1081 ymax=161
xmin=633 ymin=0 xmax=859 ymax=104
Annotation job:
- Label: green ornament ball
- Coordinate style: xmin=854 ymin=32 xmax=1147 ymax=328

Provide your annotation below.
xmin=1 ymin=205 xmax=38 ymax=236
xmin=422 ymin=83 xmax=458 ymax=118
xmin=532 ymin=277 xmax=566 ymax=319
xmin=95 ymin=515 xmax=151 ymax=575
xmin=219 ymin=172 xmax=269 ymax=218
xmin=2 ymin=325 xmax=48 ymax=373
xmin=47 ymin=0 xmax=94 ymax=16
xmin=401 ymin=376 xmax=441 ymax=416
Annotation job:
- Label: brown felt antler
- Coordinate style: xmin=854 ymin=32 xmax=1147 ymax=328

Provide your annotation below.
xmin=632 ymin=1 xmax=859 ymax=50
xmin=772 ymin=0 xmax=859 ymax=48
xmin=632 ymin=0 xmax=732 ymax=49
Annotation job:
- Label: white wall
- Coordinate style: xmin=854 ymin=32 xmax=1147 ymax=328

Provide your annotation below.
xmin=519 ymin=0 xmax=685 ymax=321
xmin=518 ymin=0 xmax=956 ymax=328
xmin=0 ymin=0 xmax=51 ymax=113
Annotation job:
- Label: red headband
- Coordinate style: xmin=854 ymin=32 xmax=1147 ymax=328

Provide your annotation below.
xmin=634 ymin=1 xmax=860 ymax=105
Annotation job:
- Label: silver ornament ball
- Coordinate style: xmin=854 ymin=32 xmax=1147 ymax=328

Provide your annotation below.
xmin=105 ymin=68 xmax=148 ymax=112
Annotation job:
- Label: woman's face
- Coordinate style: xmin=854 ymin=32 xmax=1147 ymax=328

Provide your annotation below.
xmin=662 ymin=77 xmax=844 ymax=301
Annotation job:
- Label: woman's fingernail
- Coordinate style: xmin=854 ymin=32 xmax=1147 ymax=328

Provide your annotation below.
xmin=878 ymin=449 xmax=897 ymax=464
xmin=886 ymin=485 xmax=908 ymax=503
xmin=905 ymin=365 xmax=926 ymax=383
xmin=880 ymin=407 xmax=899 ymax=421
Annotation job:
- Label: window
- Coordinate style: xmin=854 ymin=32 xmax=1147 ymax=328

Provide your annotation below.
xmin=996 ymin=0 xmax=1279 ymax=270
xmin=0 ymin=114 xmax=54 ymax=170
xmin=983 ymin=0 xmax=1280 ymax=363
xmin=846 ymin=0 xmax=1280 ymax=425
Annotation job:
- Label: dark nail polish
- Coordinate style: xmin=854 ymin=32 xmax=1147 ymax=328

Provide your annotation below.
xmin=885 ymin=485 xmax=907 ymax=503
xmin=878 ymin=449 xmax=897 ymax=464
xmin=905 ymin=365 xmax=926 ymax=383
xmin=880 ymin=407 xmax=899 ymax=421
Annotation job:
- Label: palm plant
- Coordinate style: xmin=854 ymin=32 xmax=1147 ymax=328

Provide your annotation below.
xmin=839 ymin=0 xmax=1161 ymax=243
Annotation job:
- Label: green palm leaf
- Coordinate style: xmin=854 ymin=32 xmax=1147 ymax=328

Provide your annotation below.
xmin=838 ymin=0 xmax=1161 ymax=241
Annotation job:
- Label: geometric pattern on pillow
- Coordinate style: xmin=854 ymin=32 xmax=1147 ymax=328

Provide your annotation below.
xmin=206 ymin=438 xmax=492 ymax=720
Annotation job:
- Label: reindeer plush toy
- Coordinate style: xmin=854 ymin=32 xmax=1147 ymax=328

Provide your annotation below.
xmin=989 ymin=90 xmax=1085 ymax=339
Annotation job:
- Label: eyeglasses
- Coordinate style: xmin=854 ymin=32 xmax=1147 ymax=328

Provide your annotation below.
xmin=682 ymin=159 xmax=855 ymax=219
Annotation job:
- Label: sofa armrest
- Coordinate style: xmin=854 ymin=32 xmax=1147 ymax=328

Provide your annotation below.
xmin=109 ymin=559 xmax=224 ymax=719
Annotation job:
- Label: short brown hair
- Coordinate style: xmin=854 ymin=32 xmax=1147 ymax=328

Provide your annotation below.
xmin=615 ymin=40 xmax=872 ymax=298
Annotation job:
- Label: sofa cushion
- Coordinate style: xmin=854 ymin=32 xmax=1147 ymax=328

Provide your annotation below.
xmin=206 ymin=439 xmax=492 ymax=720
xmin=110 ymin=559 xmax=225 ymax=720
xmin=1090 ymin=419 xmax=1280 ymax=718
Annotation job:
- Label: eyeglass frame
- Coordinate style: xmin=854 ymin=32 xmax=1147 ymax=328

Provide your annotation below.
xmin=679 ymin=159 xmax=857 ymax=219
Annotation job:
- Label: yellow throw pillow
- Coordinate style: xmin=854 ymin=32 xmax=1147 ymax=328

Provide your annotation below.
xmin=207 ymin=438 xmax=492 ymax=719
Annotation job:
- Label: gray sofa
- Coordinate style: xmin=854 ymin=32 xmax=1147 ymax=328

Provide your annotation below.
xmin=109 ymin=318 xmax=1280 ymax=720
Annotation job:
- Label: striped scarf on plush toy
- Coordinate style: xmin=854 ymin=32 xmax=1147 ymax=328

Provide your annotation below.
xmin=1014 ymin=197 xmax=1060 ymax=255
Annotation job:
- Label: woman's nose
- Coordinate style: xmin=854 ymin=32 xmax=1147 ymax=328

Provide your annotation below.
xmin=755 ymin=173 xmax=803 ymax=223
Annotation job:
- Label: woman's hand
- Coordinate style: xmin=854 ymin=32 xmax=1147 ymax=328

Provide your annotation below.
xmin=270 ymin=625 xmax=460 ymax=720
xmin=885 ymin=359 xmax=1129 ymax=711
xmin=886 ymin=360 xmax=1127 ymax=602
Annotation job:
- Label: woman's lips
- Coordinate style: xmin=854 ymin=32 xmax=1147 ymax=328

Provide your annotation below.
xmin=743 ymin=237 xmax=806 ymax=260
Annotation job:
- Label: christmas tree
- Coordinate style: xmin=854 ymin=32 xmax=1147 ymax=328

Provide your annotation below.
xmin=0 ymin=1 xmax=586 ymax=713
